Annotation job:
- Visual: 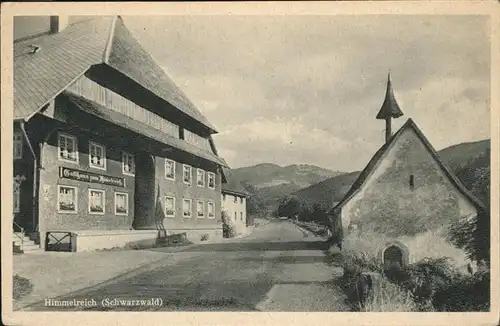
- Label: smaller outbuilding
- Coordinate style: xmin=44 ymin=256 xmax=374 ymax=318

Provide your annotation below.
xmin=221 ymin=167 xmax=251 ymax=235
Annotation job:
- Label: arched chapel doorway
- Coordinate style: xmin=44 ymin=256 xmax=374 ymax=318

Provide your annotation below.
xmin=383 ymin=245 xmax=404 ymax=269
xmin=381 ymin=242 xmax=409 ymax=270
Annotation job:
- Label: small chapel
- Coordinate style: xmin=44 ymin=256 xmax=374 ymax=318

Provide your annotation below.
xmin=329 ymin=72 xmax=485 ymax=269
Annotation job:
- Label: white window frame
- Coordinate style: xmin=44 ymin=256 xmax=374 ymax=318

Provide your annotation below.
xmin=122 ymin=152 xmax=135 ymax=176
xmin=13 ymin=132 xmax=23 ymax=160
xmin=58 ymin=132 xmax=79 ymax=164
xmin=197 ymin=169 xmax=205 ymax=187
xmin=207 ymin=201 xmax=215 ymax=219
xmin=114 ymin=192 xmax=129 ymax=216
xmin=89 ymin=141 xmax=107 ymax=170
xmin=208 ymin=172 xmax=215 ymax=189
xmin=57 ymin=185 xmax=78 ymax=214
xmin=165 ymin=159 xmax=176 ymax=180
xmin=165 ymin=195 xmax=176 ymax=217
xmin=197 ymin=200 xmax=205 ymax=218
xmin=182 ymin=198 xmax=192 ymax=218
xmin=88 ymin=188 xmax=105 ymax=215
xmin=183 ymin=164 xmax=192 ymax=185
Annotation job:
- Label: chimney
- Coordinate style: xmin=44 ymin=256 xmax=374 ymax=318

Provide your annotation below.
xmin=50 ymin=16 xmax=69 ymax=34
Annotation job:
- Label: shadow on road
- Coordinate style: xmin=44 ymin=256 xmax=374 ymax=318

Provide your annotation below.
xmin=151 ymin=241 xmax=331 ymax=253
xmin=234 ymin=255 xmax=328 ymax=264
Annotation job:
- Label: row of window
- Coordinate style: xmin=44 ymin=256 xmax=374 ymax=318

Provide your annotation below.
xmin=57 ymin=185 xmax=129 ymax=216
xmin=58 ymin=132 xmax=137 ymax=175
xmin=15 ymin=132 xmax=218 ymax=188
xmin=166 ymin=160 xmax=215 ymax=188
xmin=165 ymin=196 xmax=216 ymax=219
xmin=223 ymin=194 xmax=245 ymax=204
xmin=55 ymin=185 xmax=216 ymax=219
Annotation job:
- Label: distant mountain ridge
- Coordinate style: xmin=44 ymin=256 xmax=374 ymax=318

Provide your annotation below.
xmin=231 ymin=163 xmax=343 ymax=189
xmin=229 ymin=163 xmax=343 ymax=214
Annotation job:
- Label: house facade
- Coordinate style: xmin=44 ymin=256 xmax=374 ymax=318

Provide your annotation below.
xmin=221 ymin=168 xmax=249 ymax=235
xmin=329 ymin=74 xmax=484 ymax=268
xmin=13 ymin=16 xmax=226 ymax=252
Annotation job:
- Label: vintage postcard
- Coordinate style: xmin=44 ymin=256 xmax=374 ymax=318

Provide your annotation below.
xmin=1 ymin=1 xmax=499 ymax=326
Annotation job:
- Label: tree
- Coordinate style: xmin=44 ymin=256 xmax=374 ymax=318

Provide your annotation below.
xmin=298 ymin=205 xmax=313 ymax=222
xmin=448 ymin=148 xmax=490 ymax=266
xmin=312 ymin=203 xmax=328 ymax=225
xmin=277 ymin=196 xmax=301 ymax=218
xmin=222 ymin=210 xmax=236 ymax=238
xmin=243 ymin=183 xmax=267 ymax=217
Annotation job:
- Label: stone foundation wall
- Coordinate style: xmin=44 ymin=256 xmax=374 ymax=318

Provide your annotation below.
xmin=73 ymin=230 xmax=158 ymax=252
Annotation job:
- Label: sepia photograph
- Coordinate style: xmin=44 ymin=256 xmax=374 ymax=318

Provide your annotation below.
xmin=1 ymin=2 xmax=499 ymax=325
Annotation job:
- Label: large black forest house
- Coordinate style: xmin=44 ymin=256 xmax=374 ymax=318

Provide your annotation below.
xmin=12 ymin=16 xmax=228 ymax=252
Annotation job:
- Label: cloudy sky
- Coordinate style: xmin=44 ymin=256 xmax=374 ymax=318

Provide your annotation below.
xmin=124 ymin=15 xmax=490 ymax=172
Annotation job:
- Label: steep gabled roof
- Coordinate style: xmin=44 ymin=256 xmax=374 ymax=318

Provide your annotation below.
xmin=330 ymin=118 xmax=485 ymax=214
xmin=106 ymin=18 xmax=217 ymax=132
xmin=14 ymin=17 xmax=114 ymax=120
xmin=14 ymin=16 xmax=217 ymax=132
xmin=221 ymin=167 xmax=249 ymax=197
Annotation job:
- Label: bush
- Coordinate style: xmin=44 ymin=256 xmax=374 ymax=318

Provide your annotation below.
xmin=222 ymin=211 xmax=236 ymax=238
xmin=200 ymin=233 xmax=209 ymax=241
xmin=432 ymin=269 xmax=490 ymax=311
xmin=339 ymin=237 xmax=472 ymax=312
xmin=123 ymin=234 xmax=193 ymax=250
xmin=124 ymin=238 xmax=157 ymax=250
xmin=384 ymin=257 xmax=456 ymax=310
xmin=448 ymin=209 xmax=490 ymax=265
xmin=342 ymin=228 xmax=471 ymax=274
xmin=339 ymin=227 xmax=486 ymax=312
xmin=155 ymin=233 xmax=193 ymax=247
xmin=365 ymin=276 xmax=420 ymax=312
xmin=13 ymin=274 xmax=33 ymax=301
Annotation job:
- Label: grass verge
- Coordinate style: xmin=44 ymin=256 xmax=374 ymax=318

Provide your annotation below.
xmin=13 ymin=274 xmax=34 ymax=301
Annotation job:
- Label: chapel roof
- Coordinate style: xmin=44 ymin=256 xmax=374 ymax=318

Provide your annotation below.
xmin=329 ymin=118 xmax=485 ymax=214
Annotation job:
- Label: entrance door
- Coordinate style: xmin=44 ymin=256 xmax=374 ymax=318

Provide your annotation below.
xmin=13 ymin=173 xmax=35 ymax=232
xmin=383 ymin=245 xmax=404 ymax=270
xmin=133 ymin=153 xmax=156 ymax=229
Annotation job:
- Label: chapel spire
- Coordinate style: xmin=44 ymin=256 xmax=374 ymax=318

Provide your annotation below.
xmin=376 ymin=70 xmax=404 ymax=143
